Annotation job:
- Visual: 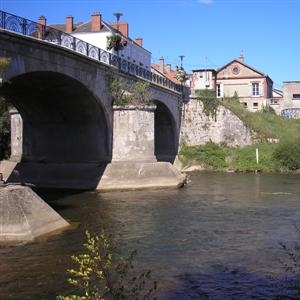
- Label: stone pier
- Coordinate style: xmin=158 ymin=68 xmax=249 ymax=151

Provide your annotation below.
xmin=0 ymin=185 xmax=70 ymax=244
xmin=98 ymin=105 xmax=186 ymax=190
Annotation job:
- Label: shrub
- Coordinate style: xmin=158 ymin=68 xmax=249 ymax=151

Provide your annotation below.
xmin=57 ymin=230 xmax=157 ymax=300
xmin=111 ymin=78 xmax=151 ymax=107
xmin=273 ymin=139 xmax=300 ymax=170
xmin=195 ymin=89 xmax=220 ymax=120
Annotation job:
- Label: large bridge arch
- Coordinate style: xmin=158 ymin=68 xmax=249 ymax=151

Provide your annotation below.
xmin=2 ymin=70 xmax=111 ymax=164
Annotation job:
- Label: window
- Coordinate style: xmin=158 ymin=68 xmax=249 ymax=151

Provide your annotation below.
xmin=293 ymin=94 xmax=300 ymax=99
xmin=216 ymin=84 xmax=223 ymax=97
xmin=217 ymin=84 xmax=221 ymax=97
xmin=253 ymin=102 xmax=258 ymax=108
xmin=243 ymin=102 xmax=247 ymax=107
xmin=252 ymin=83 xmax=259 ymax=96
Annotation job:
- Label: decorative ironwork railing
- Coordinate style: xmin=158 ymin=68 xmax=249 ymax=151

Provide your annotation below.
xmin=0 ymin=10 xmax=182 ymax=93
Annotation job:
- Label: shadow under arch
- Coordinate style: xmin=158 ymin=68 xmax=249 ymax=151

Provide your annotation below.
xmin=154 ymin=101 xmax=179 ymax=163
xmin=1 ymin=71 xmax=111 ymax=189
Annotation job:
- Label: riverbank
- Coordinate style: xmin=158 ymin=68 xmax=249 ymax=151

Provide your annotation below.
xmin=177 ymin=141 xmax=299 ymax=174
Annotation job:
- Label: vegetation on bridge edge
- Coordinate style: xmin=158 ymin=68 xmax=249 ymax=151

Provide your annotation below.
xmin=180 ymin=95 xmax=300 ymax=172
xmin=110 ymin=78 xmax=151 ymax=107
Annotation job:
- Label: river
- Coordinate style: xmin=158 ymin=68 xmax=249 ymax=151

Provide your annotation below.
xmin=1 ymin=172 xmax=300 ymax=299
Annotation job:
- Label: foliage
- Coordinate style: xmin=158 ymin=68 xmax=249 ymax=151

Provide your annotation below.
xmin=195 ymin=89 xmax=220 ymax=120
xmin=57 ymin=230 xmax=157 ymax=300
xmin=111 ymin=78 xmax=151 ymax=107
xmin=0 ymin=57 xmax=10 ymax=77
xmin=0 ymin=96 xmax=10 ymax=160
xmin=179 ymin=141 xmax=227 ymax=170
xmin=273 ymin=139 xmax=300 ymax=170
xmin=222 ymin=96 xmax=300 ymax=142
xmin=106 ymin=34 xmax=127 ymax=51
xmin=175 ymin=66 xmax=187 ymax=82
xmin=179 ymin=142 xmax=281 ymax=172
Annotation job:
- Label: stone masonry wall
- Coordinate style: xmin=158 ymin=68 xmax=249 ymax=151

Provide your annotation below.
xmin=180 ymin=99 xmax=253 ymax=147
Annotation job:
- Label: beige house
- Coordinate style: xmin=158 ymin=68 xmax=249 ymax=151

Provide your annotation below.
xmin=191 ymin=55 xmax=282 ymax=112
xmin=216 ymin=56 xmax=274 ymax=112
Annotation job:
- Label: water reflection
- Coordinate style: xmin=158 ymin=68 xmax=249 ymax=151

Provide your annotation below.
xmin=1 ymin=172 xmax=300 ymax=299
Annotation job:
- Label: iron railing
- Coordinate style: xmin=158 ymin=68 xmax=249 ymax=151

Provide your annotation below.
xmin=0 ymin=10 xmax=182 ymax=93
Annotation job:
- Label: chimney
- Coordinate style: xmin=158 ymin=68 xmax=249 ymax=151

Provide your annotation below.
xmin=91 ymin=12 xmax=102 ymax=32
xmin=135 ymin=37 xmax=143 ymax=47
xmin=165 ymin=64 xmax=171 ymax=73
xmin=66 ymin=15 xmax=73 ymax=33
xmin=38 ymin=15 xmax=46 ymax=26
xmin=159 ymin=57 xmax=165 ymax=73
xmin=37 ymin=16 xmax=46 ymax=39
xmin=111 ymin=22 xmax=129 ymax=37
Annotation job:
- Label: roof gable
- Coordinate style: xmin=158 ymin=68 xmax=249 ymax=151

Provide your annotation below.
xmin=217 ymin=59 xmax=267 ymax=79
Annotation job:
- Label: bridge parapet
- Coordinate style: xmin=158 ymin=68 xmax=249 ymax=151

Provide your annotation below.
xmin=0 ymin=10 xmax=182 ymax=93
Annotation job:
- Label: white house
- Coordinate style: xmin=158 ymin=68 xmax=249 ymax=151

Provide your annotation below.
xmin=46 ymin=12 xmax=151 ymax=69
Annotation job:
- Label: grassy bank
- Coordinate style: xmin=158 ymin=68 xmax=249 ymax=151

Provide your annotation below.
xmin=179 ymin=98 xmax=300 ymax=172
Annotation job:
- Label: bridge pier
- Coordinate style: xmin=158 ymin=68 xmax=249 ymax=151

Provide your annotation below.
xmin=97 ymin=105 xmax=186 ymax=190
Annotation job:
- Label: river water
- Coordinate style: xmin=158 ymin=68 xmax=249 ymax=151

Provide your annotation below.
xmin=1 ymin=172 xmax=300 ymax=299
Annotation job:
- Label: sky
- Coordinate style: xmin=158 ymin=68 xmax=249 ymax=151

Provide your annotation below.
xmin=1 ymin=0 xmax=300 ymax=89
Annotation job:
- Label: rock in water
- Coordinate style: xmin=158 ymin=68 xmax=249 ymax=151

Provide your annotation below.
xmin=0 ymin=185 xmax=70 ymax=244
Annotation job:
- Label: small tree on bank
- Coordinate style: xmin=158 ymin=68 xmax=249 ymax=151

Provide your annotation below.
xmin=57 ymin=231 xmax=157 ymax=300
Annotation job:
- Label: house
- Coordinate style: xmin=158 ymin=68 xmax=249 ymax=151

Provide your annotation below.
xmin=191 ymin=68 xmax=216 ymax=94
xmin=191 ymin=54 xmax=283 ymax=112
xmin=40 ymin=12 xmax=151 ymax=70
xmin=151 ymin=57 xmax=181 ymax=84
xmin=280 ymin=82 xmax=300 ymax=118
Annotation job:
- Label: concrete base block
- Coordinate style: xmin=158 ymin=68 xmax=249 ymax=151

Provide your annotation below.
xmin=0 ymin=160 xmax=18 ymax=181
xmin=97 ymin=161 xmax=187 ymax=191
xmin=0 ymin=185 xmax=70 ymax=244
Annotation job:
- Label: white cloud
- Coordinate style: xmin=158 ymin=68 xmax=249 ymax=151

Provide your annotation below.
xmin=197 ymin=0 xmax=214 ymax=4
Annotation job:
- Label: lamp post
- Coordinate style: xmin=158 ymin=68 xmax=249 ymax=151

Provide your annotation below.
xmin=113 ymin=12 xmax=123 ymax=31
xmin=178 ymin=55 xmax=186 ymax=102
xmin=179 ymin=55 xmax=185 ymax=69
xmin=113 ymin=12 xmax=123 ymax=70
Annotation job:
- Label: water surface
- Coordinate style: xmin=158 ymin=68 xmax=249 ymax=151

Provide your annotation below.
xmin=1 ymin=172 xmax=300 ymax=299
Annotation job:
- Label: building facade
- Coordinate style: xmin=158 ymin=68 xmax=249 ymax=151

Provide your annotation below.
xmin=191 ymin=55 xmax=282 ymax=112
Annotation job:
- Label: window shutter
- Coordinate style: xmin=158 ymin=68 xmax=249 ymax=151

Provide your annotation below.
xmin=259 ymin=82 xmax=263 ymax=96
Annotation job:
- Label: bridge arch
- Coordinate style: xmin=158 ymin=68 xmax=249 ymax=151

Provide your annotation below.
xmin=2 ymin=70 xmax=111 ymax=163
xmin=154 ymin=100 xmax=179 ymax=163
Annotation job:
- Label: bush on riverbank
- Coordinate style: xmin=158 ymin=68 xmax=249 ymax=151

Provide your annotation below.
xmin=179 ymin=142 xmax=281 ymax=172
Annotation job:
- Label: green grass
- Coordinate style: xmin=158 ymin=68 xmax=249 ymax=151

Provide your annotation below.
xmin=180 ymin=99 xmax=300 ymax=172
xmin=180 ymin=142 xmax=281 ymax=172
xmin=222 ymin=98 xmax=300 ymax=142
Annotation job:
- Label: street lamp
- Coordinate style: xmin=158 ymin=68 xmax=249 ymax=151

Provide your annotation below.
xmin=179 ymin=55 xmax=185 ymax=69
xmin=113 ymin=12 xmax=123 ymax=70
xmin=113 ymin=12 xmax=123 ymax=32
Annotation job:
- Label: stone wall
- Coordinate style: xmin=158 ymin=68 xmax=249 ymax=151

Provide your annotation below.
xmin=180 ymin=99 xmax=253 ymax=147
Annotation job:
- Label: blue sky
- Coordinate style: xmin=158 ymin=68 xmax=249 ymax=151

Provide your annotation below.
xmin=1 ymin=0 xmax=300 ymax=89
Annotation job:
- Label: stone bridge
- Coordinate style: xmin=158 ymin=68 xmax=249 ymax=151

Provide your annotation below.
xmin=0 ymin=12 xmax=186 ymax=190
